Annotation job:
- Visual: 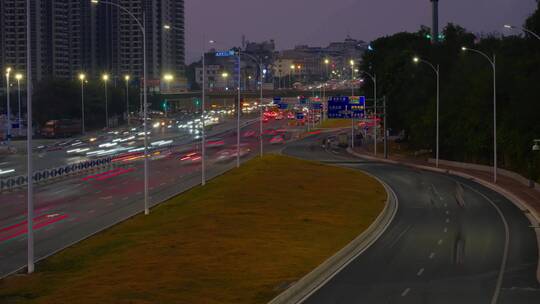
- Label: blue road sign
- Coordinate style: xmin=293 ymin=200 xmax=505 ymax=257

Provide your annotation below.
xmin=277 ymin=103 xmax=288 ymax=110
xmin=311 ymin=103 xmax=323 ymax=110
xmin=327 ymin=96 xmax=365 ymax=119
xmin=296 ymin=112 xmax=305 ymax=120
xmin=273 ymin=96 xmax=282 ymax=104
xmin=215 ymin=50 xmax=236 ymax=57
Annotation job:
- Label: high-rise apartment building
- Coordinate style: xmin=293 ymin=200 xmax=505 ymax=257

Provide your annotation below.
xmin=0 ymin=0 xmax=185 ymax=89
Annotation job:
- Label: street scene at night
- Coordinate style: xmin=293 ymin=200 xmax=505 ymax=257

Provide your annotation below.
xmin=0 ymin=0 xmax=540 ymax=303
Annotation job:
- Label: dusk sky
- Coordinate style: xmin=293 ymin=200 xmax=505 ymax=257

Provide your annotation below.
xmin=185 ymin=0 xmax=537 ymax=63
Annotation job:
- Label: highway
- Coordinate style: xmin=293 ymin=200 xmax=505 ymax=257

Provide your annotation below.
xmin=0 ymin=115 xmax=300 ymax=277
xmin=282 ymin=132 xmax=540 ymax=303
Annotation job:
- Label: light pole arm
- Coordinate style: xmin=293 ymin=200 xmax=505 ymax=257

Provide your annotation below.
xmin=419 ymin=59 xmax=439 ymax=75
xmin=464 ymin=47 xmax=495 ymax=68
xmin=96 ymin=1 xmax=144 ymax=32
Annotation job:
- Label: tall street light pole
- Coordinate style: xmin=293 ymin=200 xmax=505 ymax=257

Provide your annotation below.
xmin=237 ymin=53 xmax=242 ymax=168
xmin=240 ymin=52 xmax=265 ymax=157
xmin=15 ymin=73 xmax=22 ymax=137
xmin=5 ymin=67 xmax=12 ymax=143
xmin=504 ymin=24 xmax=540 ymax=41
xmin=363 ymin=71 xmax=377 ymax=156
xmin=350 ymin=60 xmax=355 ymax=97
xmin=125 ymin=75 xmax=130 ymax=127
xmin=79 ymin=74 xmax=86 ymax=134
xmin=462 ymin=46 xmax=497 ymax=183
xmin=102 ymin=74 xmax=109 ymax=128
xmin=26 ymin=0 xmax=34 ymax=274
xmin=413 ymin=57 xmax=440 ymax=167
xmin=92 ymin=0 xmax=149 ymax=215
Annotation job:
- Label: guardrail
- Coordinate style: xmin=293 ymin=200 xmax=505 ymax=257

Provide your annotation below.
xmin=0 ymin=157 xmax=116 ymax=193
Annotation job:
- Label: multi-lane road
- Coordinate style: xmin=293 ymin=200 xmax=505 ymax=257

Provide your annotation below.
xmin=283 ymin=132 xmax=540 ymax=303
xmin=0 ymin=114 xmax=299 ymax=277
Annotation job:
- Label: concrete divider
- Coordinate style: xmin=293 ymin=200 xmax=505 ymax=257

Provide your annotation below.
xmin=268 ymin=174 xmax=398 ymax=304
xmin=428 ymin=158 xmax=540 ymax=190
xmin=0 ymin=156 xmax=117 ymax=193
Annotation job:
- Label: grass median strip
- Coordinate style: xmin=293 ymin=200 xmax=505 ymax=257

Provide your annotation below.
xmin=319 ymin=118 xmax=353 ymax=129
xmin=0 ymin=154 xmax=386 ymax=304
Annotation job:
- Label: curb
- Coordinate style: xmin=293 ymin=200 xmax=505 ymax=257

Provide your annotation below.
xmin=346 ymin=148 xmax=540 ymax=284
xmin=268 ymin=174 xmax=398 ymax=304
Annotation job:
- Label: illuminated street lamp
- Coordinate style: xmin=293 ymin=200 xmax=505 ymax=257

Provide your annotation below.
xmin=290 ymin=64 xmax=295 ymax=88
xmin=504 ymin=24 xmax=540 ymax=41
xmin=5 ymin=67 xmax=12 ymax=143
xmin=362 ymin=71 xmax=377 ymax=156
xmin=413 ymin=56 xmax=440 ymax=167
xmin=124 ymin=75 xmax=130 ymax=126
xmin=349 ymin=60 xmax=355 ymax=96
xmin=93 ymin=0 xmax=150 ymax=215
xmin=462 ymin=46 xmax=498 ymax=183
xmin=79 ymin=73 xmax=86 ymax=134
xmin=102 ymin=73 xmax=110 ymax=128
xmin=15 ymin=73 xmax=23 ymax=137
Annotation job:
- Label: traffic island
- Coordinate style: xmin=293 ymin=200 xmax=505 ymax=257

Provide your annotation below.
xmin=0 ymin=154 xmax=386 ymax=304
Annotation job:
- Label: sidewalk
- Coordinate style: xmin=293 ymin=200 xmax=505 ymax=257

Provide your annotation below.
xmin=350 ymin=146 xmax=540 ymax=224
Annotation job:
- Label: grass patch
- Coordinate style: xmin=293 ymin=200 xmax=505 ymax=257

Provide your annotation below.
xmin=319 ymin=119 xmax=353 ymax=129
xmin=0 ymin=154 xmax=386 ymax=304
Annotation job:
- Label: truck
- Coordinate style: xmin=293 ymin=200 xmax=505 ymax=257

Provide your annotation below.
xmin=41 ymin=119 xmax=81 ymax=138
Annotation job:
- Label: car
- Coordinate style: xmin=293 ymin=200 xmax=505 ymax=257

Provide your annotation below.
xmin=275 ymin=114 xmax=284 ymax=120
xmin=242 ymin=130 xmax=257 ymax=138
xmin=269 ymin=135 xmax=285 ymax=144
xmin=215 ymin=146 xmax=251 ymax=162
xmin=179 ymin=152 xmax=202 ymax=164
xmin=263 ymin=117 xmax=270 ymax=123
xmin=206 ymin=138 xmax=225 ymax=148
xmin=263 ymin=128 xmax=278 ymax=136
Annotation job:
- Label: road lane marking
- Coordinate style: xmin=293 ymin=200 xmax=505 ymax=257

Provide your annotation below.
xmin=160 ymin=182 xmax=167 ymax=186
xmin=444 ymin=203 xmax=448 ymax=208
xmin=429 ymin=252 xmax=435 ymax=259
xmin=457 ymin=181 xmax=511 ymax=304
xmin=100 ymin=196 xmax=113 ymax=200
xmin=401 ymin=288 xmax=411 ymax=297
xmin=444 ymin=227 xmax=448 ymax=233
xmin=445 ymin=210 xmax=450 ymax=215
xmin=88 ymin=210 xmax=95 ymax=214
xmin=122 ymin=197 xmax=129 ymax=201
xmin=438 ymin=239 xmax=443 ymax=245
xmin=417 ymin=268 xmax=425 ymax=276
xmin=446 ymin=218 xmax=450 ymax=223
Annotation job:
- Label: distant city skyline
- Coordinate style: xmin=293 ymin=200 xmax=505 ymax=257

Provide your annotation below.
xmin=185 ymin=0 xmax=537 ymax=63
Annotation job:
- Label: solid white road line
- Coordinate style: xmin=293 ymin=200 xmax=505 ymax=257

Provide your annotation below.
xmin=417 ymin=268 xmax=425 ymax=276
xmin=459 ymin=182 xmax=511 ymax=304
xmin=401 ymin=288 xmax=411 ymax=297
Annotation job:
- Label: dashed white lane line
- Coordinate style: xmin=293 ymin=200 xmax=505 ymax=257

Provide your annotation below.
xmin=136 ymin=192 xmax=142 ymax=195
xmin=429 ymin=252 xmax=436 ymax=259
xmin=122 ymin=181 xmax=129 ymax=185
xmin=446 ymin=218 xmax=450 ymax=223
xmin=88 ymin=210 xmax=95 ymax=214
xmin=160 ymin=182 xmax=167 ymax=186
xmin=417 ymin=268 xmax=425 ymax=276
xmin=122 ymin=197 xmax=129 ymax=201
xmin=100 ymin=196 xmax=113 ymax=200
xmin=444 ymin=227 xmax=448 ymax=233
xmin=401 ymin=288 xmax=411 ymax=297
xmin=444 ymin=203 xmax=448 ymax=208
xmin=445 ymin=210 xmax=450 ymax=215
xmin=438 ymin=239 xmax=443 ymax=245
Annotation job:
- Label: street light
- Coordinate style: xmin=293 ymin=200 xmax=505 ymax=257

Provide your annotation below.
xmin=240 ymin=52 xmax=265 ymax=158
xmin=462 ymin=46 xmax=498 ymax=183
xmin=102 ymin=73 xmax=110 ymax=128
xmin=26 ymin=0 xmax=35 ymax=274
xmin=363 ymin=71 xmax=377 ymax=156
xmin=124 ymin=75 xmax=130 ymax=127
xmin=504 ymin=24 xmax=540 ymax=41
xmin=15 ymin=73 xmax=23 ymax=137
xmin=5 ymin=67 xmax=12 ymax=143
xmin=290 ymin=65 xmax=295 ymax=88
xmin=79 ymin=73 xmax=86 ymax=134
xmin=93 ymin=0 xmax=150 ymax=215
xmin=349 ymin=60 xmax=355 ymax=96
xmin=413 ymin=56 xmax=440 ymax=168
